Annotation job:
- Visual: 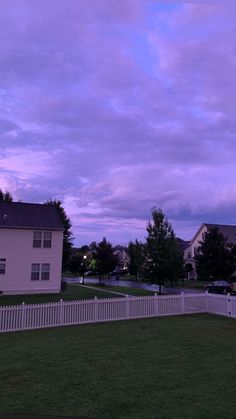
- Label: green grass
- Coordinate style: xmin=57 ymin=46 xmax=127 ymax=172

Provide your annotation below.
xmin=0 ymin=314 xmax=236 ymax=418
xmin=175 ymin=280 xmax=207 ymax=290
xmin=0 ymin=284 xmax=122 ymax=306
xmin=100 ymin=285 xmax=155 ymax=296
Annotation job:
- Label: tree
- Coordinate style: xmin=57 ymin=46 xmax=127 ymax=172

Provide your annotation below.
xmin=195 ymin=227 xmax=236 ymax=280
xmin=185 ymin=263 xmax=194 ymax=280
xmin=0 ymin=189 xmax=13 ymax=202
xmin=145 ymin=208 xmax=183 ymax=294
xmin=93 ymin=238 xmax=117 ymax=285
xmin=44 ymin=200 xmax=73 ymax=271
xmin=68 ymin=253 xmax=83 ymax=275
xmin=127 ymin=240 xmax=146 ymax=280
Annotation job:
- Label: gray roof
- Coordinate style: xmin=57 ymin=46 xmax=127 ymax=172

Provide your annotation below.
xmin=0 ymin=202 xmax=64 ymax=230
xmin=205 ymin=223 xmax=236 ymax=245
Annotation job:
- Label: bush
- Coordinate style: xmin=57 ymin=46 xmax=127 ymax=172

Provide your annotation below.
xmin=61 ymin=281 xmax=67 ymax=293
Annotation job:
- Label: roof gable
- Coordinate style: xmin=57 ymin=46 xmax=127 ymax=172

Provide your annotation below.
xmin=0 ymin=202 xmax=64 ymax=230
xmin=190 ymin=223 xmax=236 ymax=245
xmin=204 ymin=223 xmax=236 ymax=244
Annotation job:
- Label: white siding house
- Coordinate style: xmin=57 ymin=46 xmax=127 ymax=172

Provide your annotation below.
xmin=184 ymin=223 xmax=236 ymax=279
xmin=0 ymin=202 xmax=64 ymax=295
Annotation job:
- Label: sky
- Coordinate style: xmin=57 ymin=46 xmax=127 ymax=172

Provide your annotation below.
xmin=1 ymin=0 xmax=236 ymax=246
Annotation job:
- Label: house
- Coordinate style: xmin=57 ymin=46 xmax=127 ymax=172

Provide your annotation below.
xmin=113 ymin=245 xmax=130 ymax=272
xmin=0 ymin=202 xmax=64 ymax=295
xmin=184 ymin=223 xmax=236 ymax=279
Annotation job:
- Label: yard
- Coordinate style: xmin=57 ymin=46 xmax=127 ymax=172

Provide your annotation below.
xmin=0 ymin=284 xmax=122 ymax=306
xmin=1 ymin=314 xmax=236 ymax=419
xmin=94 ymin=284 xmax=155 ymax=296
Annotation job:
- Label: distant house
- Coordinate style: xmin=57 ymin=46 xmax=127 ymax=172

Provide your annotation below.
xmin=0 ymin=202 xmax=64 ymax=295
xmin=113 ymin=246 xmax=130 ymax=271
xmin=184 ymin=223 xmax=236 ymax=279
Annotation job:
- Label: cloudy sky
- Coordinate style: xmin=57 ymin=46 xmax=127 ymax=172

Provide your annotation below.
xmin=0 ymin=0 xmax=236 ymax=245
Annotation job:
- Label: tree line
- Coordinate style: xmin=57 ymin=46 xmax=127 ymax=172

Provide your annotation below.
xmin=2 ymin=188 xmax=235 ymax=291
xmin=66 ymin=208 xmax=184 ymax=294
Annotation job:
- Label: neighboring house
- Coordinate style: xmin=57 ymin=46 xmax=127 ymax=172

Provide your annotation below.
xmin=113 ymin=245 xmax=130 ymax=271
xmin=0 ymin=202 xmax=64 ymax=295
xmin=176 ymin=237 xmax=189 ymax=255
xmin=184 ymin=223 xmax=236 ymax=279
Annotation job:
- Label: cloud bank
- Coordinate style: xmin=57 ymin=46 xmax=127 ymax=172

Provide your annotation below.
xmin=0 ymin=0 xmax=236 ymax=244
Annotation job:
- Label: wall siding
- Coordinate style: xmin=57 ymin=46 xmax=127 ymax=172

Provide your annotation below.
xmin=0 ymin=228 xmax=63 ymax=294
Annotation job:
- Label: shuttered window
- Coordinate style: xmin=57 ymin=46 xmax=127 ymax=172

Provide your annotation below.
xmin=33 ymin=231 xmax=42 ymax=248
xmin=43 ymin=232 xmax=52 ymax=248
xmin=0 ymin=258 xmax=6 ymax=274
xmin=41 ymin=264 xmax=50 ymax=280
xmin=31 ymin=264 xmax=40 ymax=280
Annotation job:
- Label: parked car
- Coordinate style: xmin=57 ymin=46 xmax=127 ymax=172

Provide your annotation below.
xmin=110 ymin=269 xmax=128 ymax=276
xmin=205 ymin=280 xmax=236 ymax=295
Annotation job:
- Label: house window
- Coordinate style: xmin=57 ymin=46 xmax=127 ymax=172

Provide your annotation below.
xmin=31 ymin=264 xmax=40 ymax=280
xmin=0 ymin=258 xmax=6 ymax=274
xmin=43 ymin=232 xmax=52 ymax=248
xmin=33 ymin=231 xmax=42 ymax=248
xmin=41 ymin=263 xmax=50 ymax=280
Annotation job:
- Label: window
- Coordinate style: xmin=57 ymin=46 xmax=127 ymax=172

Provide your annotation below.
xmin=33 ymin=231 xmax=42 ymax=248
xmin=41 ymin=263 xmax=50 ymax=280
xmin=43 ymin=231 xmax=52 ymax=248
xmin=31 ymin=264 xmax=50 ymax=281
xmin=0 ymin=258 xmax=6 ymax=274
xmin=31 ymin=264 xmax=40 ymax=280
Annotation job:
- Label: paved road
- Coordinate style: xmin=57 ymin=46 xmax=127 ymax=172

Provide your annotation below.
xmin=64 ymin=276 xmax=203 ymax=294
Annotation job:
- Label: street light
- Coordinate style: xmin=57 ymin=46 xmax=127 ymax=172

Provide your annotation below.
xmin=82 ymin=255 xmax=87 ymax=285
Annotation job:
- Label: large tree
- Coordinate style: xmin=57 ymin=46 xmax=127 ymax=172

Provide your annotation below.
xmin=145 ymin=208 xmax=183 ymax=294
xmin=44 ymin=200 xmax=73 ymax=271
xmin=0 ymin=189 xmax=13 ymax=202
xmin=93 ymin=238 xmax=117 ymax=285
xmin=195 ymin=227 xmax=236 ymax=280
xmin=68 ymin=252 xmax=83 ymax=276
xmin=127 ymin=239 xmax=146 ymax=280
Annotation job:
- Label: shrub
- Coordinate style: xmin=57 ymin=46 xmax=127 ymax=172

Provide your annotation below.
xmin=61 ymin=281 xmax=67 ymax=293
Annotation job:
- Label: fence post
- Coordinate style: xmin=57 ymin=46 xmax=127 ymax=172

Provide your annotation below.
xmin=59 ymin=299 xmax=64 ymax=325
xmin=181 ymin=292 xmax=185 ymax=314
xmin=227 ymin=293 xmax=232 ymax=318
xmin=154 ymin=293 xmax=158 ymax=316
xmin=126 ymin=295 xmax=130 ymax=319
xmin=21 ymin=302 xmax=25 ymax=330
xmin=94 ymin=296 xmax=98 ymax=322
xmin=205 ymin=290 xmax=209 ymax=313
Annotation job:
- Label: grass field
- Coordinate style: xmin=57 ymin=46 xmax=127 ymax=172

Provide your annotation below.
xmin=179 ymin=280 xmax=208 ymax=290
xmin=100 ymin=285 xmax=155 ymax=296
xmin=0 ymin=284 xmax=122 ymax=306
xmin=1 ymin=314 xmax=236 ymax=418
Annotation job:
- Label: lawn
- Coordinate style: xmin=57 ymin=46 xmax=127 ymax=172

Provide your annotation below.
xmin=178 ymin=280 xmax=208 ymax=290
xmin=100 ymin=284 xmax=155 ymax=296
xmin=0 ymin=314 xmax=236 ymax=419
xmin=0 ymin=284 xmax=121 ymax=306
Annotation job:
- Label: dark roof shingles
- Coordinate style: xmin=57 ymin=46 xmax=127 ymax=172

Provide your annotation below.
xmin=205 ymin=223 xmax=236 ymax=244
xmin=0 ymin=202 xmax=64 ymax=230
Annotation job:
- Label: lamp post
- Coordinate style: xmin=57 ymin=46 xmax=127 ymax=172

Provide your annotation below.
xmin=82 ymin=255 xmax=87 ymax=285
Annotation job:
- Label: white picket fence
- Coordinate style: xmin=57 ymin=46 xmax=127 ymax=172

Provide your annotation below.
xmin=0 ymin=292 xmax=236 ymax=333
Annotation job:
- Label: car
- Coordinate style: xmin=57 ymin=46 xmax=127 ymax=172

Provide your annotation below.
xmin=205 ymin=280 xmax=236 ymax=295
xmin=110 ymin=269 xmax=128 ymax=276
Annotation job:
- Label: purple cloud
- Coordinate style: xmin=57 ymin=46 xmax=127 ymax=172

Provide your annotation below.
xmin=0 ymin=0 xmax=236 ymax=245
